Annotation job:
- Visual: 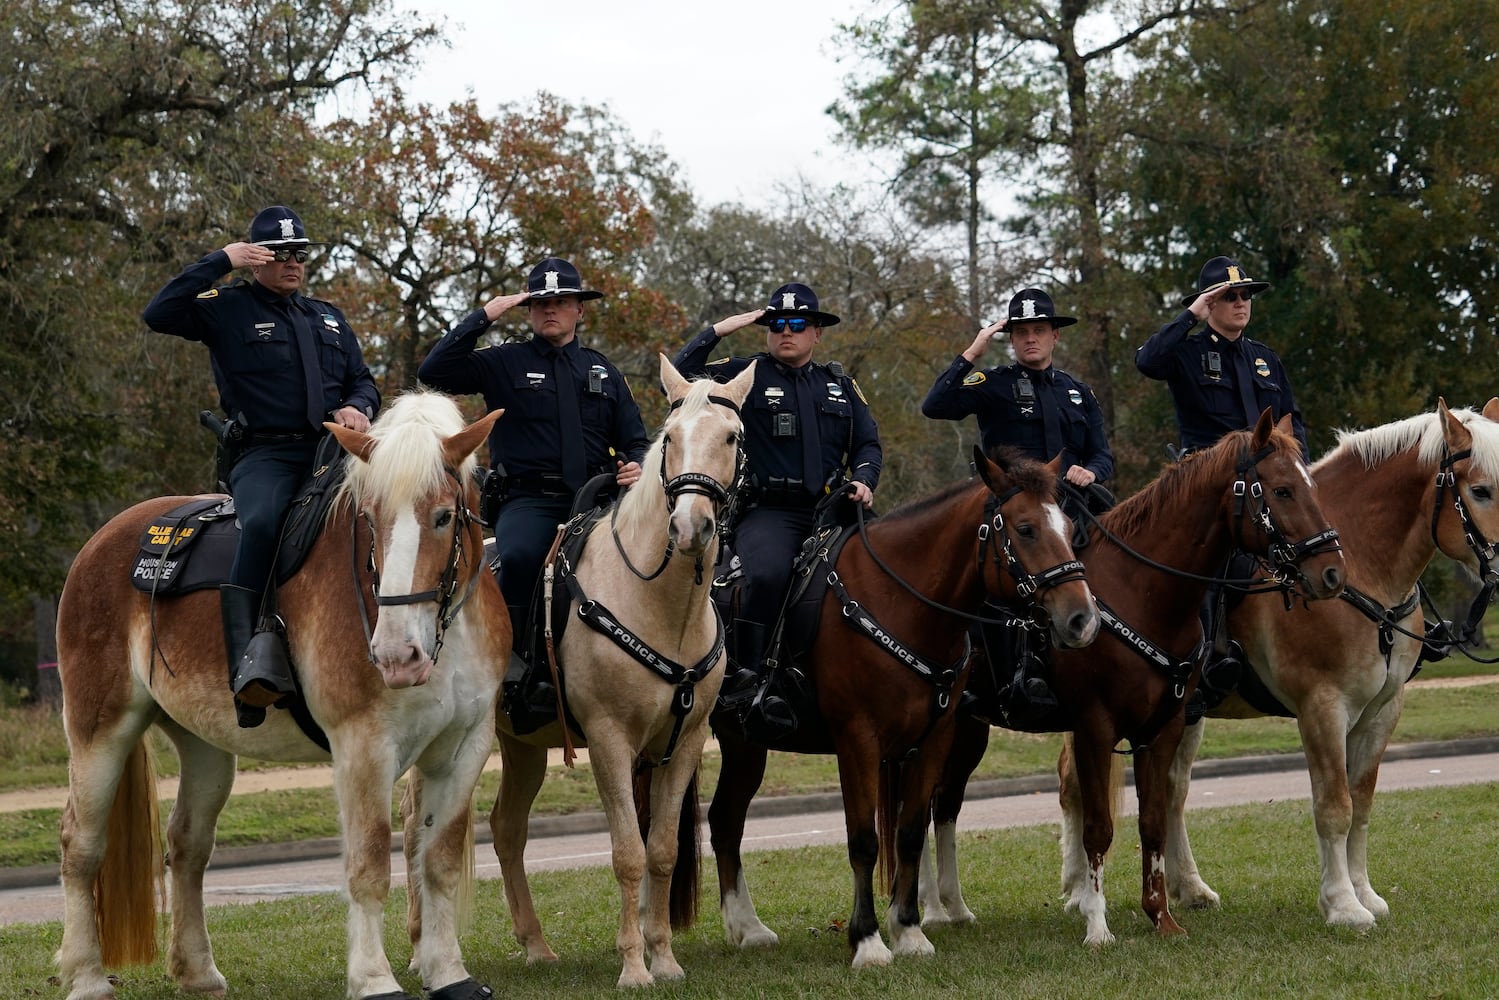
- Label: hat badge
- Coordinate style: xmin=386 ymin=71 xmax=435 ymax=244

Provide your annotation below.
xmin=781 ymin=291 xmax=798 ymax=310
xmin=1226 ymin=265 xmax=1243 ymax=282
xmin=1019 ymin=297 xmax=1039 ymax=319
xmin=277 ymin=217 xmax=296 ymax=240
xmin=544 ymin=270 xmax=560 ymax=292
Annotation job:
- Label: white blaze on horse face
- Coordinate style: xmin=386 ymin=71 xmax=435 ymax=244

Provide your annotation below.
xmin=1044 ymin=501 xmax=1071 ymax=545
xmin=369 ymin=507 xmax=435 ymax=688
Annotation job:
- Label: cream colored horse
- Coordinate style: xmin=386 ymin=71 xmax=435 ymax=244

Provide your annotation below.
xmin=409 ymin=355 xmax=754 ymax=988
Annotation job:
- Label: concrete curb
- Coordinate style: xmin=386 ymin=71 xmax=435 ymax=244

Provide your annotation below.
xmin=4 ymin=736 xmax=1495 ymax=892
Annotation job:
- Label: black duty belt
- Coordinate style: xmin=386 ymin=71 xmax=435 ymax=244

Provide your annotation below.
xmin=244 ymin=429 xmax=319 ymax=444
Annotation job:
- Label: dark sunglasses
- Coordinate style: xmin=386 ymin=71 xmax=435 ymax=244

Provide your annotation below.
xmin=1219 ymin=289 xmax=1253 ymax=302
xmin=270 ymin=247 xmax=311 ymax=263
xmin=768 ymin=317 xmax=812 ymax=333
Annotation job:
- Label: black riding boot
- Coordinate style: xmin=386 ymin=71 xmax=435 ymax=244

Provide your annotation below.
xmin=220 ymin=584 xmax=292 ymax=728
xmin=501 ymin=603 xmax=557 ymax=734
xmin=1186 ymin=640 xmax=1245 ymax=725
xmin=718 ymin=619 xmax=767 ymax=711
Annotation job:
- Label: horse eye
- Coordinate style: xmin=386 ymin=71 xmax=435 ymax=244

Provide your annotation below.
xmin=435 ymin=509 xmax=453 ymax=529
xmin=1472 ymin=485 xmax=1493 ymax=502
xmin=726 ymin=432 xmax=738 ymax=445
xmin=1273 ymin=486 xmax=1293 ymax=499
xmin=1015 ymin=523 xmax=1036 ymax=540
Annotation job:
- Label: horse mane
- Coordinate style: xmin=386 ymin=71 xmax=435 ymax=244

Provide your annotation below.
xmin=1103 ymin=426 xmax=1290 ymax=540
xmin=882 ymin=447 xmax=1055 ymax=524
xmin=1317 ymin=405 xmax=1499 ymax=478
xmin=611 ymin=378 xmax=729 ymax=540
xmin=333 ymin=390 xmax=474 ymax=513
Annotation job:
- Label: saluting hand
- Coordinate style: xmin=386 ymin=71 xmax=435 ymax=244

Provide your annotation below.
xmin=962 ymin=319 xmax=1007 ymax=363
xmin=711 ymin=308 xmax=766 ymax=338
xmin=482 ymin=291 xmax=532 ymax=322
xmin=224 ymin=242 xmax=274 ymax=269
xmin=1187 ymin=288 xmax=1223 ymax=321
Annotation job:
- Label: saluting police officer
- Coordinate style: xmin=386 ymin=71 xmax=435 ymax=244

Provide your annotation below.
xmin=1136 ymin=254 xmax=1307 ymax=719
xmin=142 ymin=205 xmax=380 ymax=727
xmin=674 ymin=282 xmax=882 ymax=726
xmin=417 ymin=256 xmax=647 ymax=714
xmin=922 ymin=287 xmax=1113 ymax=723
xmin=1136 ymin=255 xmax=1307 ymax=459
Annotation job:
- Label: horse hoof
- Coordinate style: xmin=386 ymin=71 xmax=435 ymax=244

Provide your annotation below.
xmin=850 ymin=935 xmax=893 ymax=969
xmin=427 ymin=979 xmax=493 ymax=1000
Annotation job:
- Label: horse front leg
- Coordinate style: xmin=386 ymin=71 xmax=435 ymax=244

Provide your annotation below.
xmin=1057 ymin=735 xmax=1088 ymax=910
xmin=640 ymin=726 xmax=711 ymax=982
xmin=332 ymin=747 xmax=404 ymax=1000
xmin=921 ymin=714 xmax=987 ymax=927
xmin=1346 ymin=688 xmax=1404 ymax=920
xmin=489 ymin=734 xmax=557 ymax=963
xmin=888 ymin=726 xmax=956 ymax=959
xmin=160 ymin=728 xmax=236 ymax=995
xmin=587 ymin=724 xmax=653 ymax=988
xmin=707 ymin=726 xmax=778 ymax=948
xmin=1164 ymin=718 xmax=1220 ymax=908
xmin=409 ymin=716 xmax=495 ymax=997
xmin=1298 ymin=700 xmax=1377 ymax=928
xmin=836 ymin=734 xmax=891 ymax=969
xmin=1134 ymin=734 xmax=1186 ymax=937
xmin=1069 ymin=729 xmax=1119 ymax=947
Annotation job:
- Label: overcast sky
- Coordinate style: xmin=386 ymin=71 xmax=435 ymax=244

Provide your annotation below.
xmin=405 ymin=0 xmax=886 ymax=208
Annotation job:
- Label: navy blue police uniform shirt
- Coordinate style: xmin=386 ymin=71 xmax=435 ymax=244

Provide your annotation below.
xmin=417 ymin=308 xmax=648 ymax=480
xmin=1135 ymin=310 xmax=1308 ymax=459
xmin=674 ymin=327 xmax=882 ymax=498
xmin=142 ymin=249 xmax=379 ymax=431
xmin=922 ymin=356 xmax=1114 ymax=482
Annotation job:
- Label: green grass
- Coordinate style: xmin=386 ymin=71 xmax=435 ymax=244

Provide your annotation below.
xmin=2 ymin=784 xmax=1495 ymax=998
xmin=0 ymin=680 xmax=1494 ymax=870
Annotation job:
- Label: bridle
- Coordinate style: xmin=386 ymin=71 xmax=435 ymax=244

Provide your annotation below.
xmin=1229 ymin=443 xmax=1343 ymax=594
xmin=351 ymin=463 xmax=480 ymax=665
xmin=612 ymin=393 xmax=747 ymax=584
xmin=1431 ymin=442 xmax=1498 ymax=584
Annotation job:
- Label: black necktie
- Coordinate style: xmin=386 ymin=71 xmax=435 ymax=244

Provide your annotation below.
xmin=797 ymin=368 xmax=823 ymax=496
xmin=1229 ymin=341 xmax=1260 ymax=427
xmin=292 ymin=310 xmax=323 ymax=431
xmin=552 ymin=349 xmax=587 ymax=490
xmin=1037 ymin=372 xmax=1064 ymax=462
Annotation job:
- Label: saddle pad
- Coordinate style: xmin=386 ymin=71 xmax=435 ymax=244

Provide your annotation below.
xmin=130 ymin=498 xmax=239 ymax=595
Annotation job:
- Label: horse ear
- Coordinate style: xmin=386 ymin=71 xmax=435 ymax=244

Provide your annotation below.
xmin=1044 ymin=453 xmax=1064 ymax=479
xmin=1251 ymin=407 xmax=1275 ymax=448
xmin=327 ymin=422 xmax=377 ymax=464
xmin=973 ymin=444 xmax=1009 ymax=493
xmin=1483 ymin=397 xmax=1499 ymax=422
xmin=725 ymin=359 xmax=757 ymax=406
xmin=1436 ymin=397 xmax=1473 ymax=454
xmin=660 ymin=353 xmax=690 ymax=404
xmin=1275 ymin=411 xmax=1294 ymax=439
xmin=442 ymin=408 xmax=504 ymax=469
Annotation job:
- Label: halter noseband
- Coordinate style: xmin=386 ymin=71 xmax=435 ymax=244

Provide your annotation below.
xmin=978 ymin=485 xmax=1088 ymax=603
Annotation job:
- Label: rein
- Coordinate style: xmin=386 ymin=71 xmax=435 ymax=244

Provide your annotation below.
xmin=351 ymin=464 xmax=480 ymax=666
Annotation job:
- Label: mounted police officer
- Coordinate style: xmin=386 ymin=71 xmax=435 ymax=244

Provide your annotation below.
xmin=142 ymin=205 xmax=380 ymax=727
xmin=674 ymin=282 xmax=882 ymax=733
xmin=922 ymin=287 xmax=1114 ymax=723
xmin=1136 ymin=254 xmax=1307 ymax=718
xmin=417 ymin=256 xmax=648 ymax=729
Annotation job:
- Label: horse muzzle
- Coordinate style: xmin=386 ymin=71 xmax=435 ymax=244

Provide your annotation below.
xmin=369 ymin=634 xmax=435 ymax=688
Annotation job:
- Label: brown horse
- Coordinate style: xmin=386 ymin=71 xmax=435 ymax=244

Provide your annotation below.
xmin=55 ymin=391 xmax=506 ymax=1000
xmin=710 ymin=447 xmax=1099 ymax=968
xmin=1131 ymin=398 xmax=1499 ymax=928
xmin=923 ymin=410 xmax=1346 ymax=945
xmin=406 ymin=356 xmax=754 ymax=988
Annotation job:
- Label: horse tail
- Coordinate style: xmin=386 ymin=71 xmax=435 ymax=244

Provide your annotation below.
xmin=668 ymin=770 xmax=701 ymax=931
xmin=97 ymin=742 xmax=163 ymax=968
xmin=876 ymin=757 xmax=899 ymax=893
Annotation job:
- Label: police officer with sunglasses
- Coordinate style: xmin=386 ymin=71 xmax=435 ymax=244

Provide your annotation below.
xmin=675 ymin=282 xmax=882 ymax=735
xmin=143 ymin=205 xmax=379 ymax=727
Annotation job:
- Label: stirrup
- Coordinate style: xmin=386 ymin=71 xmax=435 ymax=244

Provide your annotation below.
xmin=743 ymin=695 xmax=797 ymax=743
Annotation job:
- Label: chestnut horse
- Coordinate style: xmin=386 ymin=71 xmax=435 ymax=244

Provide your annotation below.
xmin=709 ymin=447 xmax=1100 ymax=968
xmin=406 ymin=356 xmax=754 ymax=988
xmin=922 ymin=410 xmax=1346 ymax=945
xmin=55 ymin=391 xmax=505 ymax=1000
xmin=1133 ymin=398 xmax=1499 ymax=928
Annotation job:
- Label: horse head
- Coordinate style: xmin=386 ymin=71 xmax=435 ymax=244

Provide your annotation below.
xmin=329 ymin=393 xmax=503 ymax=689
xmin=974 ymin=446 xmax=1099 ymax=648
xmin=1232 ymin=408 xmax=1345 ymax=600
xmin=657 ymin=354 xmax=755 ymax=559
xmin=1432 ymin=396 xmax=1499 ymax=582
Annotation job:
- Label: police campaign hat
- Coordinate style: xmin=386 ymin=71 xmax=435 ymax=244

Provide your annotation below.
xmin=1181 ymin=255 xmax=1271 ymax=307
xmin=752 ymin=282 xmax=840 ymax=328
xmin=999 ymin=288 xmax=1077 ymax=332
xmin=247 ymin=206 xmax=322 ymax=247
xmin=525 ymin=256 xmax=604 ymax=301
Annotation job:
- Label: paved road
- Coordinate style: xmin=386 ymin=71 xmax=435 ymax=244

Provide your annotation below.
xmin=3 ymin=748 xmax=1494 ymax=927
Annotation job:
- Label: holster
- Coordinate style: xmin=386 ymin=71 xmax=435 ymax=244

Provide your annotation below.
xmin=199 ymin=409 xmax=246 ymax=493
xmin=477 ymin=464 xmax=509 ymax=528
